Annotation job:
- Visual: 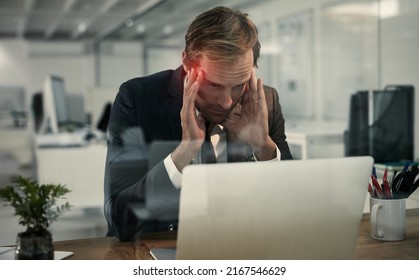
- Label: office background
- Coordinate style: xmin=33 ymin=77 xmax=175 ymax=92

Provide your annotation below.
xmin=1 ymin=0 xmax=418 ymax=245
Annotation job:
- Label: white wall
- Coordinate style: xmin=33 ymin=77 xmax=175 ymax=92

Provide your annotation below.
xmin=145 ymin=46 xmax=182 ymax=75
xmin=0 ymin=40 xmax=92 ymax=102
xmin=0 ymin=40 xmax=31 ymax=106
xmin=98 ymin=41 xmax=144 ymax=86
xmin=0 ymin=40 xmax=143 ymax=120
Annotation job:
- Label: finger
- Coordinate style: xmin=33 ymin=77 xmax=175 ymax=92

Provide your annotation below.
xmin=196 ymin=69 xmax=204 ymax=85
xmin=184 ymin=69 xmax=202 ymax=101
xmin=251 ymin=68 xmax=260 ymax=104
xmin=249 ymin=68 xmax=258 ymax=93
xmin=184 ymin=68 xmax=197 ymax=96
xmin=182 ymin=70 xmax=197 ymax=117
xmin=191 ymin=69 xmax=204 ymax=92
xmin=196 ymin=110 xmax=206 ymax=130
xmin=183 ymin=70 xmax=204 ymax=122
xmin=241 ymin=69 xmax=259 ymax=113
xmin=257 ymin=77 xmax=265 ymax=105
xmin=220 ymin=118 xmax=234 ymax=131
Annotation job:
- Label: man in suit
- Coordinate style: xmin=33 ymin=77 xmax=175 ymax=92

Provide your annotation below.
xmin=104 ymin=6 xmax=293 ymax=241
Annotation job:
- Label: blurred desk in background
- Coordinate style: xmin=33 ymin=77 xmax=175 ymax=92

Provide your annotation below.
xmin=35 ymin=142 xmax=107 ymax=210
xmin=286 ymin=120 xmax=346 ymax=159
xmin=0 ymin=125 xmax=33 ymax=166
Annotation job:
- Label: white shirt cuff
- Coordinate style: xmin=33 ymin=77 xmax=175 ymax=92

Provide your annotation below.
xmin=253 ymin=146 xmax=281 ymax=161
xmin=163 ymin=154 xmax=182 ymax=190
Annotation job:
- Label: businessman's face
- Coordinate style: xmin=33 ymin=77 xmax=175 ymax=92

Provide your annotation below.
xmin=195 ymin=49 xmax=254 ymax=124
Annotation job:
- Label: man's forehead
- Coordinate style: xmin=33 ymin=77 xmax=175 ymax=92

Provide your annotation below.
xmin=201 ymin=60 xmax=253 ymax=85
xmin=197 ymin=49 xmax=254 ymax=83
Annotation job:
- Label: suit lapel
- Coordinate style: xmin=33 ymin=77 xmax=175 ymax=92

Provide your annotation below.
xmin=165 ymin=98 xmax=182 ymax=139
xmin=165 ymin=66 xmax=185 ymax=140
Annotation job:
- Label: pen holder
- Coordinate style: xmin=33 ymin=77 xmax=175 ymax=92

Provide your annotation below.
xmin=369 ymin=197 xmax=406 ymax=241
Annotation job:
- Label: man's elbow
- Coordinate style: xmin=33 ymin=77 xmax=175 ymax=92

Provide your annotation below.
xmin=104 ymin=202 xmax=138 ymax=242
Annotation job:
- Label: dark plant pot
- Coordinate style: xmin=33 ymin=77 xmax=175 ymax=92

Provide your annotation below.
xmin=15 ymin=230 xmax=54 ymax=260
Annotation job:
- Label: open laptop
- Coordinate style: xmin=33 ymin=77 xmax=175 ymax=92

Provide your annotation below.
xmin=150 ymin=156 xmax=374 ymax=260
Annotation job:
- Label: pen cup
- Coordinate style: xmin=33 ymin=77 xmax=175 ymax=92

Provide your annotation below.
xmin=369 ymin=197 xmax=406 ymax=241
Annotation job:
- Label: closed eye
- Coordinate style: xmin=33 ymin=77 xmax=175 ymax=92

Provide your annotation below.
xmin=234 ymin=83 xmax=246 ymax=89
xmin=206 ymin=81 xmax=223 ymax=89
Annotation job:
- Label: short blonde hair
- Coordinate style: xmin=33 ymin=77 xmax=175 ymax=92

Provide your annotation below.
xmin=184 ymin=6 xmax=260 ymax=67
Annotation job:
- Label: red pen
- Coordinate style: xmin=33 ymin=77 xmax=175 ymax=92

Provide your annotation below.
xmin=368 ymin=183 xmax=375 ymax=198
xmin=371 ymin=175 xmax=384 ymax=199
xmin=382 ymin=169 xmax=392 ymax=199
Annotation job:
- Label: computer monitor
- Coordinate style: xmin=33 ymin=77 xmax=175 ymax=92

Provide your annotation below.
xmin=39 ymin=75 xmax=70 ymax=134
xmin=345 ymin=90 xmax=369 ymax=157
xmin=345 ymin=85 xmax=414 ymax=163
xmin=369 ymin=85 xmax=414 ymax=162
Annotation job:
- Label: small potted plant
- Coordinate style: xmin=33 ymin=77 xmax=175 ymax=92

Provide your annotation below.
xmin=0 ymin=176 xmax=71 ymax=260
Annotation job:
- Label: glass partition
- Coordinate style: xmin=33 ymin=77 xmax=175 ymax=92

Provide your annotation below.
xmin=276 ymin=10 xmax=314 ymax=119
xmin=320 ymin=0 xmax=379 ymax=121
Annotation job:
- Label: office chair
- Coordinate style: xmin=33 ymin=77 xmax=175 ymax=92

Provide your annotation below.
xmin=31 ymin=92 xmax=43 ymax=133
xmin=97 ymin=102 xmax=111 ymax=133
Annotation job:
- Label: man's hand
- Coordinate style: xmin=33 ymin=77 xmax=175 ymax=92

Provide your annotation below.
xmin=222 ymin=68 xmax=276 ymax=161
xmin=172 ymin=68 xmax=205 ymax=172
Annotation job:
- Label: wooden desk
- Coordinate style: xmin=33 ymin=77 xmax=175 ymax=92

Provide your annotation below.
xmin=354 ymin=208 xmax=419 ymax=259
xmin=54 ymin=209 xmax=419 ymax=260
xmin=54 ymin=231 xmax=177 ymax=260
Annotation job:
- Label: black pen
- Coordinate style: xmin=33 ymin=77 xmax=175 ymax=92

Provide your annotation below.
xmin=391 ymin=170 xmax=402 ymax=192
xmin=407 ymin=180 xmax=419 ymax=198
xmin=402 ymin=161 xmax=410 ymax=172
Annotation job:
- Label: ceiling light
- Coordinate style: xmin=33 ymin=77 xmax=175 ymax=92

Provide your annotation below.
xmin=77 ymin=23 xmax=87 ymax=33
xmin=326 ymin=0 xmax=399 ymax=19
xmin=372 ymin=0 xmax=399 ymax=19
xmin=163 ymin=25 xmax=173 ymax=34
xmin=136 ymin=24 xmax=146 ymax=34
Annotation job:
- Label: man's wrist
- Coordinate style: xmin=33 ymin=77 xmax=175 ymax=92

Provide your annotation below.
xmin=164 ymin=154 xmax=182 ymax=189
xmin=171 ymin=140 xmax=202 ymax=172
xmin=253 ymin=139 xmax=277 ymax=161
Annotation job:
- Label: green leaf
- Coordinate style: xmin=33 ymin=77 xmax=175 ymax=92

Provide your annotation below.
xmin=0 ymin=176 xmax=72 ymax=233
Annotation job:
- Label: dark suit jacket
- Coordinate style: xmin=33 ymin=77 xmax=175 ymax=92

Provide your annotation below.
xmin=104 ymin=66 xmax=292 ymax=241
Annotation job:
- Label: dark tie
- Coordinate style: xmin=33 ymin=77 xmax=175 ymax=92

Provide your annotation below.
xmin=201 ymin=122 xmax=217 ymax=163
xmin=226 ymin=132 xmax=253 ymax=162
